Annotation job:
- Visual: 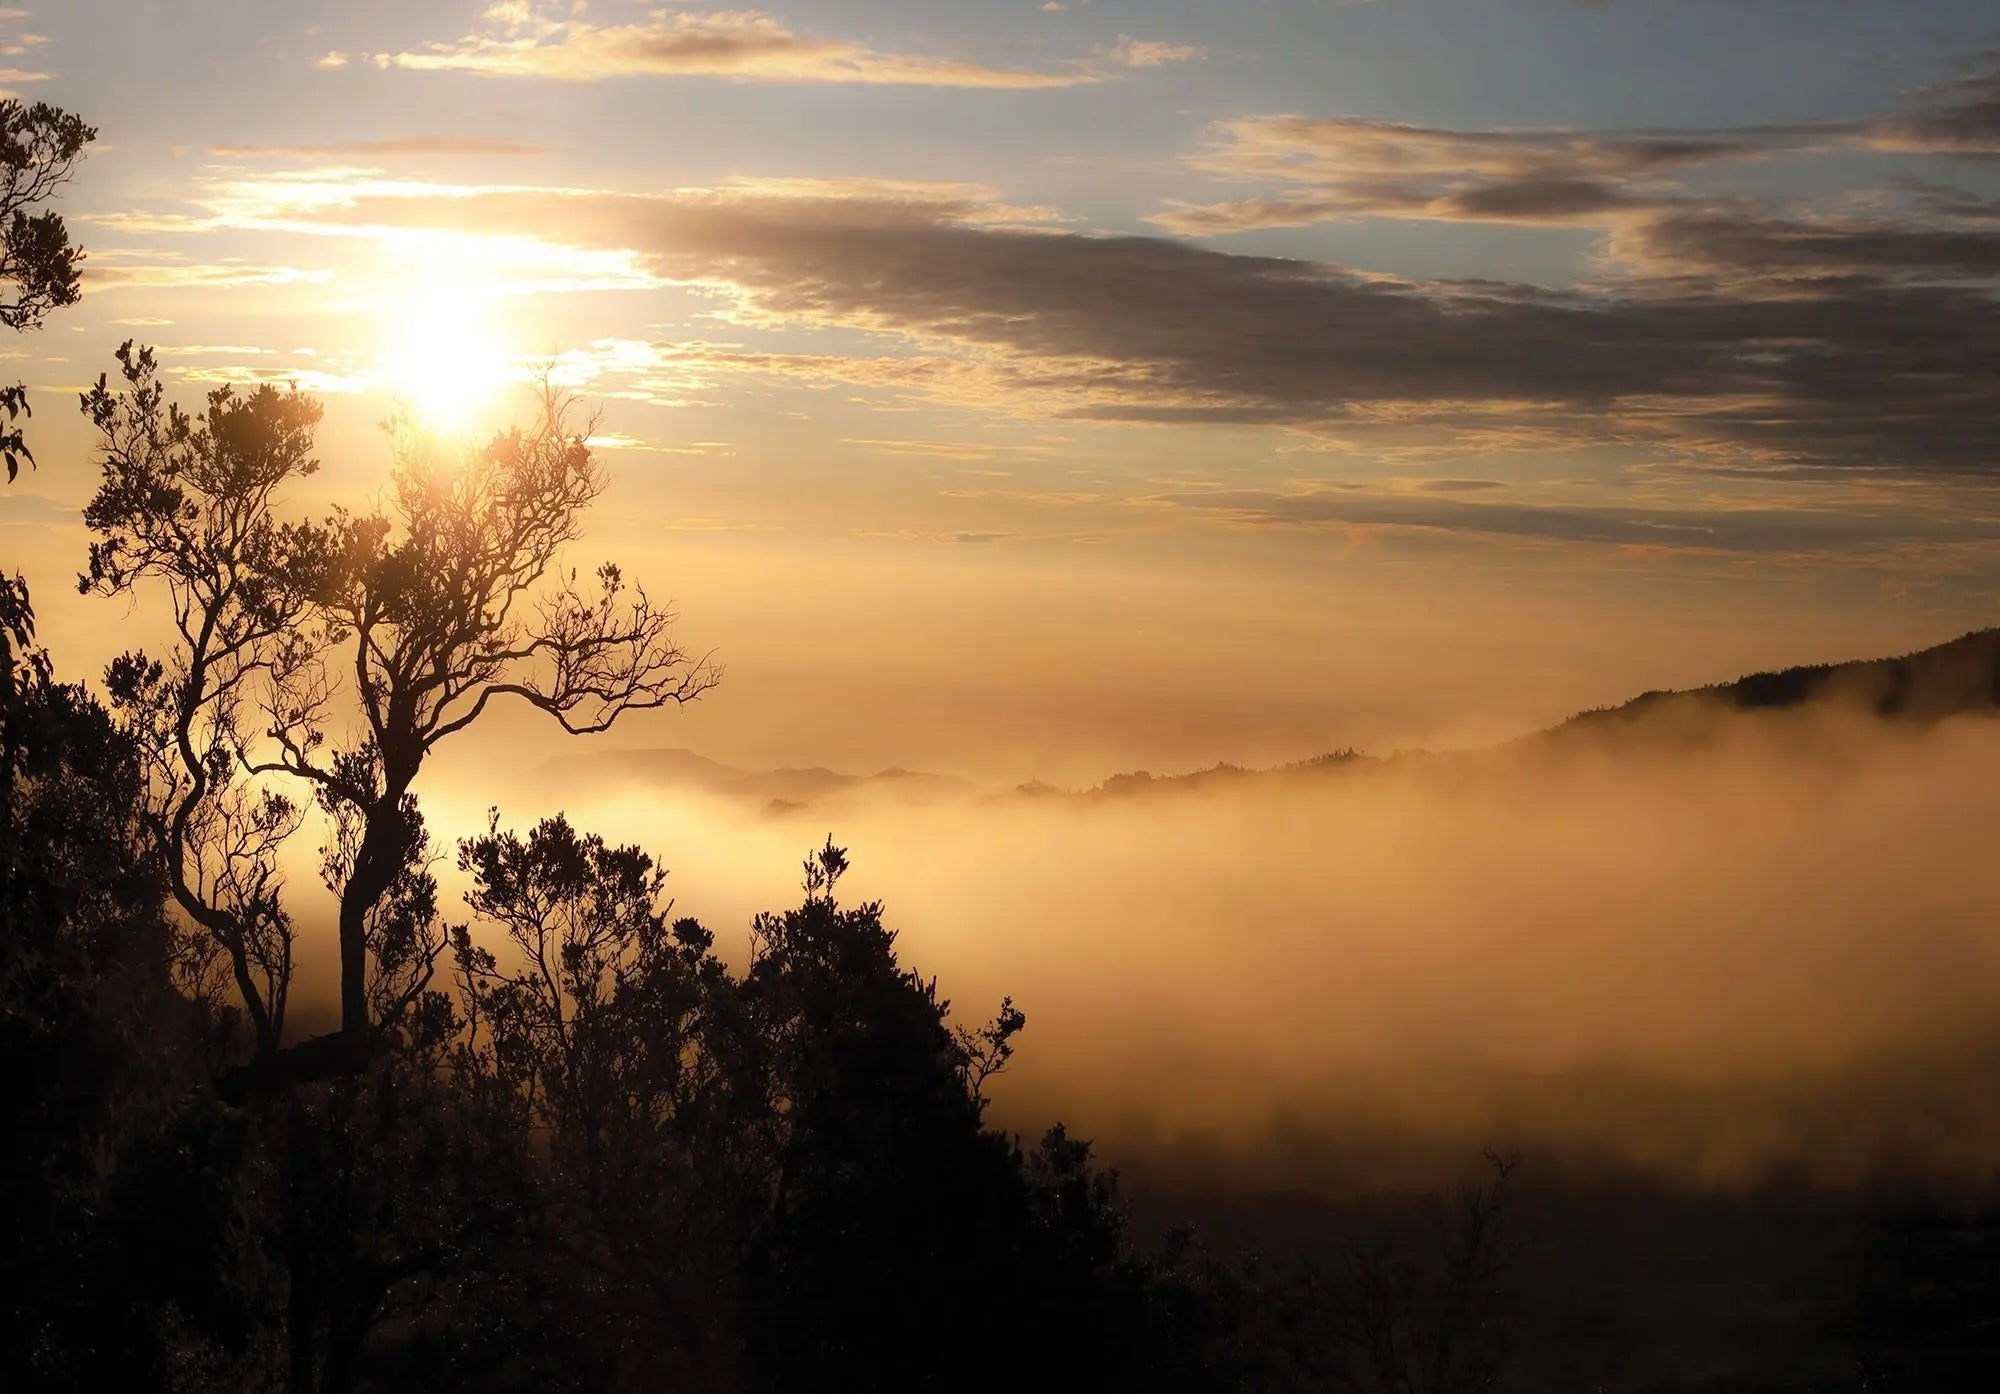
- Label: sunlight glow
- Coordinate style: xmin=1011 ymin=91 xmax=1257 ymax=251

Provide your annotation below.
xmin=381 ymin=282 xmax=514 ymax=434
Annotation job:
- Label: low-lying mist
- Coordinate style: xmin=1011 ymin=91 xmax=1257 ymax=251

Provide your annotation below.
xmin=317 ymin=706 xmax=2000 ymax=1195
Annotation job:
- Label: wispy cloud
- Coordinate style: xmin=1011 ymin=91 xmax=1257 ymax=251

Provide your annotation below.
xmin=1613 ymin=207 xmax=2000 ymax=283
xmin=1102 ymin=35 xmax=1206 ymax=70
xmin=83 ymin=251 xmax=335 ymax=291
xmin=841 ymin=436 xmax=1061 ymax=463
xmin=1152 ymin=114 xmax=1792 ymax=234
xmin=1159 ymin=488 xmax=2000 ymax=556
xmin=0 ymin=63 xmax=46 ymax=95
xmin=1872 ymin=59 xmax=2000 ymax=157
xmin=211 ymin=137 xmax=543 ymax=159
xmin=372 ymin=6 xmax=1117 ymax=88
xmin=167 ymin=362 xmax=369 ymax=394
xmin=1154 ymin=53 xmax=2000 ymax=241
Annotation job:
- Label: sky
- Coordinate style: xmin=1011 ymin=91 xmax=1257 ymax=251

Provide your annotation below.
xmin=8 ymin=0 xmax=2000 ymax=783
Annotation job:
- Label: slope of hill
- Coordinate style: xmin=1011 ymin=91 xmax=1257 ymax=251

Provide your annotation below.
xmin=1071 ymin=628 xmax=2000 ymax=799
xmin=1552 ymin=628 xmax=2000 ymax=736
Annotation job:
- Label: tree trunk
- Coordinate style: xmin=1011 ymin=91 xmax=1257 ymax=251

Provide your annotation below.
xmin=335 ymin=775 xmax=414 ymax=1058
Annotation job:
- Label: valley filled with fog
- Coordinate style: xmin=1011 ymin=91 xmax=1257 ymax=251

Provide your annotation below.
xmin=347 ymin=701 xmax=2000 ymax=1194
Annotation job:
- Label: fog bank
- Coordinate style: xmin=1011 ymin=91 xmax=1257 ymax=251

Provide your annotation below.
xmin=363 ymin=708 xmax=2000 ymax=1192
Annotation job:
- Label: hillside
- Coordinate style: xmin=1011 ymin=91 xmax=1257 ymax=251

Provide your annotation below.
xmin=1550 ymin=628 xmax=2000 ymax=736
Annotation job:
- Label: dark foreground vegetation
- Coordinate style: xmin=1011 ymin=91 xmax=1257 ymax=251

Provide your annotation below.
xmin=5 ymin=98 xmax=2000 ymax=1394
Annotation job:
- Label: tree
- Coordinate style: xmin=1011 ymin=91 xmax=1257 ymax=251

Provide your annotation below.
xmin=0 ymin=94 xmax=256 ymax=1394
xmin=0 ymin=638 xmax=191 ymax=1389
xmin=79 ymin=354 xmax=720 ymax=1085
xmin=0 ymin=99 xmax=94 ymax=482
xmin=729 ymin=841 xmax=1038 ymax=1393
xmin=453 ymin=813 xmax=753 ymax=1385
xmin=1 ymin=95 xmax=94 ymax=852
xmin=81 ymin=349 xmax=330 ymax=1065
xmin=447 ymin=826 xmax=1172 ymax=1394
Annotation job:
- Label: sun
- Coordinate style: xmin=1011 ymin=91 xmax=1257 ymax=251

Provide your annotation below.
xmin=381 ymin=283 xmax=514 ymax=434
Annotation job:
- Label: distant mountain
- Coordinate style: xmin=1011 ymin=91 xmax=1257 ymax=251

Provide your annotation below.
xmin=1067 ymin=628 xmax=2000 ymax=799
xmin=539 ymin=747 xmax=973 ymax=812
xmin=1549 ymin=628 xmax=2000 ymax=737
xmin=547 ymin=631 xmax=2000 ymax=811
xmin=1013 ymin=749 xmax=1379 ymax=802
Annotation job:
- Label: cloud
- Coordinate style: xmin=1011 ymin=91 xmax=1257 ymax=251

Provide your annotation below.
xmin=82 ymin=252 xmax=335 ymax=291
xmin=852 ymin=527 xmax=1019 ymax=545
xmin=1189 ymin=116 xmax=1767 ymax=186
xmin=842 ymin=437 xmax=1058 ymax=462
xmin=131 ymin=170 xmax=2000 ymax=478
xmin=0 ymin=491 xmax=77 ymax=527
xmin=1151 ymin=113 xmax=1796 ymax=234
xmin=1872 ymin=59 xmax=2000 ymax=157
xmin=154 ymin=343 xmax=280 ymax=357
xmin=211 ymin=137 xmax=543 ymax=159
xmin=1103 ymin=35 xmax=1205 ymax=69
xmin=1620 ymin=207 xmax=2000 ymax=283
xmin=1159 ymin=488 xmax=2000 ymax=555
xmin=584 ymin=431 xmax=736 ymax=456
xmin=707 ymin=175 xmax=1064 ymax=226
xmin=1410 ymin=478 xmax=1506 ymax=493
xmin=1065 ymin=65 xmax=2000 ymax=480
xmin=374 ymin=7 xmax=1109 ymax=88
xmin=0 ymin=64 xmax=46 ymax=95
xmin=1154 ymin=55 xmax=2000 ymax=241
xmin=167 ymin=363 xmax=369 ymax=394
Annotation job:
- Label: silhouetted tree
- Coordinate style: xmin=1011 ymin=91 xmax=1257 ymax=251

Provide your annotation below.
xmin=80 ymin=352 xmax=330 ymax=1065
xmin=79 ymin=357 xmax=719 ymax=1084
xmin=0 ymin=91 xmax=308 ymax=1394
xmin=1 ymin=95 xmax=93 ymax=846
xmin=450 ymin=813 xmax=750 ymax=1387
xmin=445 ymin=825 xmax=1185 ymax=1394
xmin=0 ymin=98 xmax=93 ymax=483
xmin=0 ymin=637 xmax=191 ymax=1387
xmin=729 ymin=840 xmax=1031 ymax=1391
